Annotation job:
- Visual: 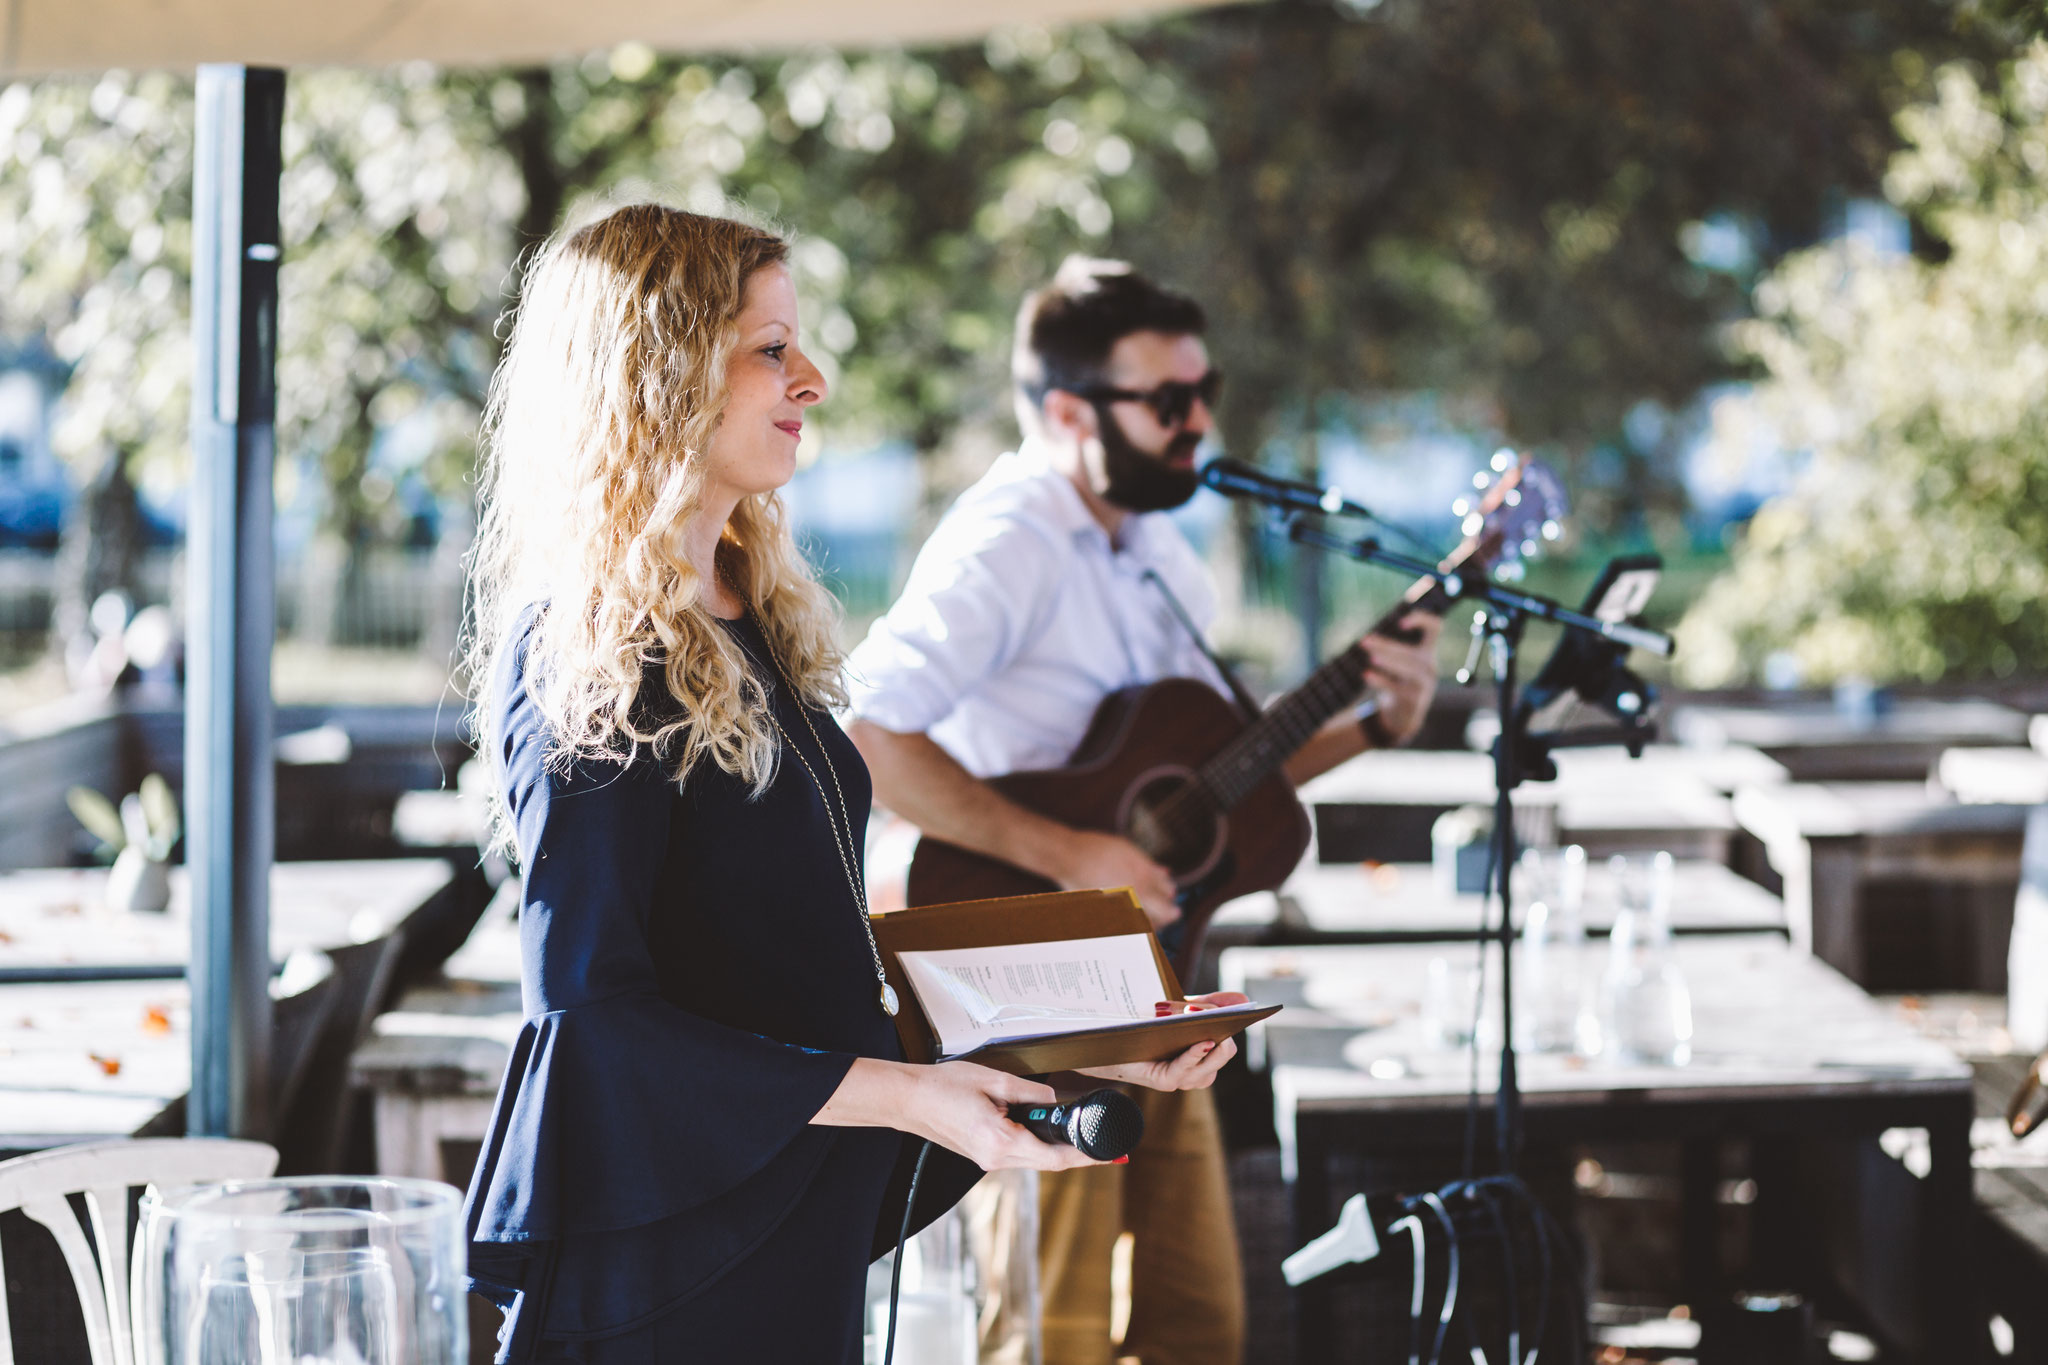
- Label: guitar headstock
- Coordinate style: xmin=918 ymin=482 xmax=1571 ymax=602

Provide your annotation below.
xmin=1448 ymin=449 xmax=1568 ymax=580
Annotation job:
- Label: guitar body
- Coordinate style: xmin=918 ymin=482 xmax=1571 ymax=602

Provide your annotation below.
xmin=905 ymin=678 xmax=1312 ymax=977
xmin=900 ymin=453 xmax=1570 ymax=981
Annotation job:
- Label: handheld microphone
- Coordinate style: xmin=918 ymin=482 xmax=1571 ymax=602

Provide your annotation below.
xmin=1008 ymin=1087 xmax=1146 ymax=1161
xmin=1198 ymin=457 xmax=1375 ymax=519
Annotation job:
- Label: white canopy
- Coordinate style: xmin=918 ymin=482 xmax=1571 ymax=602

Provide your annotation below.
xmin=2 ymin=0 xmax=1204 ymax=75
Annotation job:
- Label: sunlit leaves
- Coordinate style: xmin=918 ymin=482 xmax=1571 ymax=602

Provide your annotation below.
xmin=1680 ymin=42 xmax=2048 ymax=685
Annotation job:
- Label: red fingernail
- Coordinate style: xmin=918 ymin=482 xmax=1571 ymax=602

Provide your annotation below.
xmin=1113 ymin=1155 xmax=1130 ymax=1165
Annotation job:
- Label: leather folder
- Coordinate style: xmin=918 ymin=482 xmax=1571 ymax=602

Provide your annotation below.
xmin=870 ymin=887 xmax=1280 ymax=1076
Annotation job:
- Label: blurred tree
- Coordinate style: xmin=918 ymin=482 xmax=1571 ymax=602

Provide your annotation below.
xmin=0 ymin=0 xmax=2023 ymax=670
xmin=0 ymin=71 xmax=194 ymax=654
xmin=1125 ymin=0 xmax=2014 ymax=528
xmin=1679 ymin=39 xmax=2048 ymax=686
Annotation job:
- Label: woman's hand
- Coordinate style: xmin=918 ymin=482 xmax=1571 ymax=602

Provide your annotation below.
xmin=1076 ymin=991 xmax=1248 ymax=1092
xmin=904 ymin=1061 xmax=1107 ymax=1172
xmin=813 ymin=1057 xmax=1104 ymax=1172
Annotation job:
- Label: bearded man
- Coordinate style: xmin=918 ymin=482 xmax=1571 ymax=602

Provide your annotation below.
xmin=846 ymin=256 xmax=1442 ymax=1365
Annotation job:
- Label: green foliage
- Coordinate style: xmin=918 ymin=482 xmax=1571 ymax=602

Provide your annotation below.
xmin=64 ymin=774 xmax=179 ymax=857
xmin=64 ymin=783 xmax=125 ymax=850
xmin=1127 ymin=0 xmax=2006 ymax=507
xmin=1679 ymin=40 xmax=2048 ymax=686
xmin=0 ymin=73 xmax=195 ymax=486
xmin=0 ymin=1 xmax=2016 ymax=559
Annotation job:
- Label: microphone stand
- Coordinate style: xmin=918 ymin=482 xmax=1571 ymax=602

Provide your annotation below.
xmin=1282 ymin=517 xmax=1671 ymax=1175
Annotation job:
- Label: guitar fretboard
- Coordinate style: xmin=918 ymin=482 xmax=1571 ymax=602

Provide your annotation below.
xmin=1171 ymin=454 xmax=1542 ymax=825
xmin=1196 ymin=644 xmax=1371 ymax=810
xmin=1181 ymin=537 xmax=1487 ymax=818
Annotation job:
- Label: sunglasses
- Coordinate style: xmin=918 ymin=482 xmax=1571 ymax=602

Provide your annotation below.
xmin=1074 ymin=369 xmax=1223 ymax=428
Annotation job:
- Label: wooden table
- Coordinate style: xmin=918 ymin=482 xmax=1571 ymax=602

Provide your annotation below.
xmin=1937 ymin=746 xmax=2048 ymax=806
xmin=1673 ymin=698 xmax=2029 ymax=782
xmin=0 ymin=858 xmax=456 ymax=981
xmin=1210 ymin=856 xmax=1785 ymax=945
xmin=1218 ymin=937 xmax=1977 ymax=1363
xmin=0 ymin=978 xmax=192 ymax=1147
xmin=1732 ymin=783 xmax=2030 ymax=991
xmin=1297 ymin=746 xmax=1757 ymax=865
xmin=0 ymin=859 xmax=458 ymax=1149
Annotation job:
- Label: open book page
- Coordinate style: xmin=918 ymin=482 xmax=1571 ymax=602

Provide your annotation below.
xmin=897 ymin=932 xmax=1166 ymax=1057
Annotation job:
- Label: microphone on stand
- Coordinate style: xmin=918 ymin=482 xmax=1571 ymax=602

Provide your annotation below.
xmin=1197 ymin=457 xmax=1376 ymax=519
xmin=1008 ymin=1088 xmax=1146 ymax=1161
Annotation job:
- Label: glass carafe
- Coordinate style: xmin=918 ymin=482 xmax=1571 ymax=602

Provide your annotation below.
xmin=1515 ymin=844 xmax=1588 ymax=1054
xmin=137 ymin=1177 xmax=465 ymax=1365
xmin=1597 ymin=851 xmax=1693 ymax=1067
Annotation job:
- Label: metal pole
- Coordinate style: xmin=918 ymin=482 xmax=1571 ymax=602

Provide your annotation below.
xmin=186 ymin=64 xmax=283 ymax=1139
xmin=1294 ymin=427 xmax=1325 ymax=678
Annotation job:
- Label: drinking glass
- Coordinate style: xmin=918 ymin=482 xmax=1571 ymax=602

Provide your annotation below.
xmin=1423 ymin=955 xmax=1490 ymax=1051
xmin=869 ymin=1203 xmax=979 ymax=1364
xmin=1597 ymin=851 xmax=1693 ymax=1067
xmin=1515 ymin=845 xmax=1588 ymax=1054
xmin=137 ymin=1177 xmax=466 ymax=1365
xmin=1609 ymin=849 xmax=1675 ymax=926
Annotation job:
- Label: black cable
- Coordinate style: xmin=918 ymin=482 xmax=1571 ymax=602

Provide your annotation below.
xmin=1492 ymin=625 xmax=1523 ymax=1176
xmin=1515 ymin=1177 xmax=1555 ymax=1365
xmin=1393 ymin=1211 xmax=1426 ymax=1365
xmin=1420 ymin=1192 xmax=1460 ymax=1365
xmin=1532 ymin=1193 xmax=1587 ymax=1361
xmin=882 ymin=1140 xmax=935 ymax=1365
xmin=1462 ymin=834 xmax=1500 ymax=1180
xmin=1476 ymin=1180 xmax=1520 ymax=1365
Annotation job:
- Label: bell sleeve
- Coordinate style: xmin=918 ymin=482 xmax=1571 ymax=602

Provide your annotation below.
xmin=462 ymin=642 xmax=861 ymax=1344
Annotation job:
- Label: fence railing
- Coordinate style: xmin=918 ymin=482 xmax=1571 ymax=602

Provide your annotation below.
xmin=0 ymin=543 xmax=469 ymax=658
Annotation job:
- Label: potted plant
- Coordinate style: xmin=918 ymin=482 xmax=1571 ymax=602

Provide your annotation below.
xmin=66 ymin=773 xmax=181 ymax=914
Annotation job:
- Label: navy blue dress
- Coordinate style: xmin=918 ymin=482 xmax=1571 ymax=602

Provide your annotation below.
xmin=464 ymin=611 xmax=979 ymax=1363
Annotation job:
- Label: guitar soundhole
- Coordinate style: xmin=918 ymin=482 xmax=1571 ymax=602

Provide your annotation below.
xmin=1120 ymin=767 xmax=1226 ymax=884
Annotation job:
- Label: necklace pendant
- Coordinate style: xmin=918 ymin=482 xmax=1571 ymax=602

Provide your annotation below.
xmin=880 ymin=981 xmax=900 ymax=1018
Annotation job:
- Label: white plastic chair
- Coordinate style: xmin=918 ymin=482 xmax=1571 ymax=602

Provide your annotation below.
xmin=0 ymin=1136 xmax=278 ymax=1365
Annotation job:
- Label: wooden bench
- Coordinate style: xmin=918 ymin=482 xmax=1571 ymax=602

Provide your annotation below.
xmin=1733 ymin=783 xmax=2030 ymax=992
xmin=1296 ymin=745 xmax=1768 ymax=866
xmin=1673 ymin=697 xmax=2028 ymax=783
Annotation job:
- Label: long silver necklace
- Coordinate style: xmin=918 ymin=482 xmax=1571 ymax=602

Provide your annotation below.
xmin=737 ymin=601 xmax=899 ymax=1018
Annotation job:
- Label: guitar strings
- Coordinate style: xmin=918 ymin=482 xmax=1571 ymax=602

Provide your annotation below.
xmin=1139 ymin=652 xmax=1370 ymax=863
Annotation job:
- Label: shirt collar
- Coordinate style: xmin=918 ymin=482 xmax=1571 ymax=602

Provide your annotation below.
xmin=1010 ymin=438 xmax=1102 ymax=540
xmin=1011 ymin=437 xmax=1179 ymax=562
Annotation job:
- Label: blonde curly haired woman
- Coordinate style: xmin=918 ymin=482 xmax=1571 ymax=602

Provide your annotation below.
xmin=460 ymin=203 xmax=1234 ymax=1364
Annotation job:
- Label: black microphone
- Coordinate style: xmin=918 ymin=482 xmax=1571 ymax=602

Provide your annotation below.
xmin=1008 ymin=1087 xmax=1146 ymax=1161
xmin=1198 ymin=457 xmax=1374 ymax=519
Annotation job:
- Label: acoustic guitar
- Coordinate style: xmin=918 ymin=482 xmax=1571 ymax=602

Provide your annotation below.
xmin=905 ymin=454 xmax=1569 ymax=976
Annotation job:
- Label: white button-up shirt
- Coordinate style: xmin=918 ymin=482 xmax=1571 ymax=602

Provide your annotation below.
xmin=845 ymin=442 xmax=1230 ymax=779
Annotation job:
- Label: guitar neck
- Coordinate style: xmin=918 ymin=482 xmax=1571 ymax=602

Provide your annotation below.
xmin=1194 ymin=542 xmax=1479 ymax=811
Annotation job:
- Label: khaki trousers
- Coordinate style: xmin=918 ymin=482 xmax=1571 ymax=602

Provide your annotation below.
xmin=1001 ymin=1085 xmax=1243 ymax=1365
